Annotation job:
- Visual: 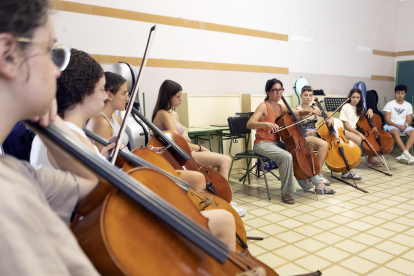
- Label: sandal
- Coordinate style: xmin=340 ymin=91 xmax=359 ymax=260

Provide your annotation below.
xmin=315 ymin=186 xmax=336 ymax=195
xmin=282 ymin=194 xmax=295 ymax=204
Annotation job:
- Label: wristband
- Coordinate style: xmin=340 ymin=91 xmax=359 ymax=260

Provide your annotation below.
xmin=198 ymin=144 xmax=202 ymax=151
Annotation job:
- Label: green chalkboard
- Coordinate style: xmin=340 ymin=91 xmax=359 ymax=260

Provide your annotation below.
xmin=396 ymin=60 xmax=414 ymax=105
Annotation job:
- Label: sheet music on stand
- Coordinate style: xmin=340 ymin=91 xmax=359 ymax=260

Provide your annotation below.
xmin=323 ymin=98 xmax=348 ymax=112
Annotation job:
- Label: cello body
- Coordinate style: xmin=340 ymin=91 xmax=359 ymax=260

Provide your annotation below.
xmin=357 ymin=89 xmax=394 ymax=156
xmin=357 ymin=113 xmax=394 ymax=156
xmin=148 ymin=131 xmax=232 ymax=203
xmin=71 ymin=167 xmax=277 ymax=276
xmin=122 ymin=147 xmax=248 ymax=252
xmin=314 ymin=98 xmax=361 ymax=173
xmin=275 ymin=96 xmax=321 ymax=180
xmin=317 ymin=118 xmax=361 ymax=172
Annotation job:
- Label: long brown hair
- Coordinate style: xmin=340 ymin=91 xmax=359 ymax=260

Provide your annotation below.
xmin=152 ymin=80 xmax=182 ymax=121
xmin=347 ymin=88 xmax=365 ymax=116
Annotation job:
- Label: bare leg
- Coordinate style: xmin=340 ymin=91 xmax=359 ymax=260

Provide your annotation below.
xmin=192 ymin=151 xmax=232 ymax=181
xmin=390 ymin=129 xmax=407 ymax=151
xmin=405 ymin=130 xmax=414 ymax=150
xmin=177 ymin=170 xmax=206 ymax=191
xmin=201 ymin=209 xmax=236 ymax=252
xmin=306 ymin=136 xmax=328 ymax=172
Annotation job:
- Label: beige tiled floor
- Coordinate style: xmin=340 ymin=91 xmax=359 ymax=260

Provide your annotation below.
xmin=229 ymin=151 xmax=414 ymax=276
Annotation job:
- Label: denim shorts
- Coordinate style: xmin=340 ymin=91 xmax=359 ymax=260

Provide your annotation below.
xmin=383 ymin=124 xmax=414 ymax=134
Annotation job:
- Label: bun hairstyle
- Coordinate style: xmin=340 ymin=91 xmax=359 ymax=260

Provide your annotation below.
xmin=264 ymin=78 xmax=283 ymax=101
xmin=0 ymin=0 xmax=49 ymax=46
xmin=104 ymin=72 xmax=127 ymax=95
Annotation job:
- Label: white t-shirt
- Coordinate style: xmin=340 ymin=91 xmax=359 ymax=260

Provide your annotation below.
xmin=383 ymin=100 xmax=413 ymax=126
xmin=339 ymin=103 xmax=360 ymax=129
xmin=31 ymin=122 xmax=102 ymax=169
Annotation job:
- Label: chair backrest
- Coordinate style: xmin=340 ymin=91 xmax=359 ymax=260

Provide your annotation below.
xmin=2 ymin=122 xmax=36 ymax=161
xmin=227 ymin=116 xmax=251 ymax=136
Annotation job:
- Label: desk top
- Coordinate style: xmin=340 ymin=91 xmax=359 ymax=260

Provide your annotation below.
xmin=187 ymin=125 xmax=229 ymax=134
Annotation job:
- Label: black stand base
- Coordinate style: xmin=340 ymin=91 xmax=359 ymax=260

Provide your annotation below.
xmin=366 ymin=165 xmax=392 ymax=176
xmin=331 ymin=171 xmax=369 ymax=193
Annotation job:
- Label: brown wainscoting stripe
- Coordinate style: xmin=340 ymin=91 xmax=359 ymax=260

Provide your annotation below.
xmin=53 ymin=0 xmax=288 ymax=41
xmin=397 ymin=51 xmax=414 ymax=57
xmin=373 ymin=50 xmax=397 ymax=57
xmin=90 ymin=54 xmax=289 ymax=74
xmin=371 ymin=75 xmax=395 ymax=81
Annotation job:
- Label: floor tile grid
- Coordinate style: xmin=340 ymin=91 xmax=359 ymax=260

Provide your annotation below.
xmin=229 ymin=152 xmax=414 ymax=276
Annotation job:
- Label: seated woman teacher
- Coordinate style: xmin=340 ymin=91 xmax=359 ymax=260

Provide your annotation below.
xmin=247 ymin=78 xmax=335 ymax=204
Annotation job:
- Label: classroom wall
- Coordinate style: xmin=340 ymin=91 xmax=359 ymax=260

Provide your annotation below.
xmin=51 ymin=0 xmax=401 ymax=120
xmin=396 ymin=0 xmax=414 ymax=63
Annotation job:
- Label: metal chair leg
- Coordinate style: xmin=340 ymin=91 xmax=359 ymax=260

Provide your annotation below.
xmin=259 ymin=158 xmax=271 ymax=200
xmin=228 ymin=159 xmax=235 ymax=182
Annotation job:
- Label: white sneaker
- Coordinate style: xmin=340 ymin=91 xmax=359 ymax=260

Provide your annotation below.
xmin=319 ymin=175 xmax=331 ymax=185
xmin=407 ymin=154 xmax=414 ymax=165
xmin=230 ymin=202 xmax=238 ymax=207
xmin=397 ymin=153 xmax=408 ymax=164
xmin=342 ymin=171 xmax=362 ymax=180
xmin=231 ymin=205 xmax=246 ymax=217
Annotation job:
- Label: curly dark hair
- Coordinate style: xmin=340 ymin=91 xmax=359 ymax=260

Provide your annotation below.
xmin=56 ymin=49 xmax=104 ymax=117
xmin=0 ymin=0 xmax=49 ymax=45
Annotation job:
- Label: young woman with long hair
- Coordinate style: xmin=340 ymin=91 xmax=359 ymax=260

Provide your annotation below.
xmin=152 ymin=79 xmax=246 ymax=216
xmin=339 ymin=88 xmax=381 ymax=179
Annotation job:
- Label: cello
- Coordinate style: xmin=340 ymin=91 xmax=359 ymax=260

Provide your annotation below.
xmin=356 ymin=113 xmax=393 ymax=176
xmin=84 ymin=128 xmax=250 ymax=253
xmin=28 ymin=121 xmax=279 ymax=276
xmin=275 ymin=96 xmax=321 ymax=180
xmin=357 ymin=89 xmax=394 ymax=158
xmin=314 ymin=98 xmax=361 ymax=173
xmin=136 ymin=107 xmax=233 ymax=203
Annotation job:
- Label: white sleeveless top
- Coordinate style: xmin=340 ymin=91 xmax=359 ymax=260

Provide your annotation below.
xmin=30 ymin=122 xmax=103 ymax=169
xmin=100 ymin=112 xmax=130 ymax=152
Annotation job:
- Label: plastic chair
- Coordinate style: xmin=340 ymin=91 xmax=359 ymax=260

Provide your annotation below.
xmin=227 ymin=115 xmax=285 ymax=200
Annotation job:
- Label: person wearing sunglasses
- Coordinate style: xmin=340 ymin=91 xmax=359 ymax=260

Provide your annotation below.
xmin=0 ymin=0 xmax=101 ymax=274
xmin=247 ymin=78 xmax=335 ymax=205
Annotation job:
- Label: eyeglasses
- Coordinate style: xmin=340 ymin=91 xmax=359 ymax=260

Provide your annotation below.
xmin=269 ymin=88 xmax=285 ymax=93
xmin=15 ymin=37 xmax=71 ymax=71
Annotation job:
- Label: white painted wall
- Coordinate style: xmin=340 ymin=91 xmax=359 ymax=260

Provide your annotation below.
xmin=396 ymin=0 xmax=414 ymax=62
xmin=51 ymin=0 xmax=401 ymax=120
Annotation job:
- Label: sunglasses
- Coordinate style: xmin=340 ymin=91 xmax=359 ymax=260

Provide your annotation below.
xmin=15 ymin=37 xmax=71 ymax=71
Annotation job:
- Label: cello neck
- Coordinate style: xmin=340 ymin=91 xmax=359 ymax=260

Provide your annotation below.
xmin=83 ymin=128 xmax=192 ymax=192
xmin=315 ymin=100 xmax=337 ymax=136
xmin=281 ymin=96 xmax=307 ymax=136
xmin=26 ymin=121 xmax=229 ymax=263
